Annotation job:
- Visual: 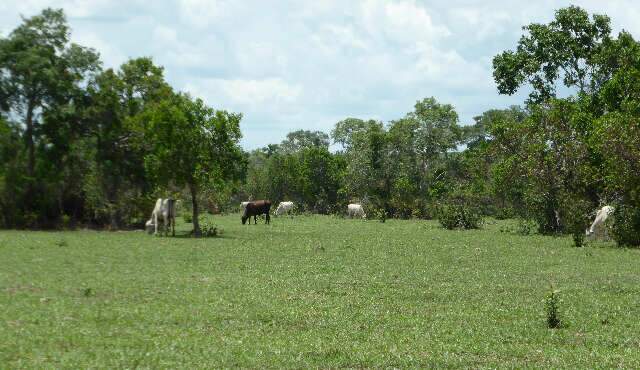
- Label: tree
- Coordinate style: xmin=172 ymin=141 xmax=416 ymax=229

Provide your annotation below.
xmin=279 ymin=130 xmax=330 ymax=153
xmin=493 ymin=5 xmax=611 ymax=103
xmin=299 ymin=146 xmax=344 ymax=213
xmin=140 ymin=94 xmax=245 ymax=236
xmin=83 ymin=58 xmax=172 ymax=227
xmin=332 ymin=118 xmax=380 ymax=150
xmin=0 ymin=8 xmax=101 ymax=226
xmin=0 ymin=8 xmax=100 ymax=179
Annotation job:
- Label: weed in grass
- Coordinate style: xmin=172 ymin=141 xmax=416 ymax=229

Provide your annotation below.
xmin=546 ymin=286 xmax=563 ymax=329
xmin=82 ymin=287 xmax=94 ymax=297
xmin=55 ymin=239 xmax=68 ymax=247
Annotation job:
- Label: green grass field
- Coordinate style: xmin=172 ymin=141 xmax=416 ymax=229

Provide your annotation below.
xmin=1 ymin=215 xmax=639 ymax=368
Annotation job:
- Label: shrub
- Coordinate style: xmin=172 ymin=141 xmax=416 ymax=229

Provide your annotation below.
xmin=371 ymin=207 xmax=387 ymax=223
xmin=516 ymin=218 xmax=538 ymax=236
xmin=198 ymin=216 xmax=218 ymax=237
xmin=545 ymin=288 xmax=563 ymax=329
xmin=183 ymin=213 xmax=193 ymax=224
xmin=611 ymin=205 xmax=640 ymax=247
xmin=495 ymin=206 xmax=516 ymax=220
xmin=561 ymin=198 xmax=593 ymax=247
xmin=438 ymin=203 xmax=482 ymax=230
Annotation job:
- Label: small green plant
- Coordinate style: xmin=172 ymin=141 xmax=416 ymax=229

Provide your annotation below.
xmin=183 ymin=213 xmax=193 ymax=223
xmin=82 ymin=287 xmax=94 ymax=297
xmin=371 ymin=207 xmax=387 ymax=223
xmin=545 ymin=287 xmax=562 ymax=329
xmin=55 ymin=239 xmax=68 ymax=247
xmin=198 ymin=216 xmax=218 ymax=237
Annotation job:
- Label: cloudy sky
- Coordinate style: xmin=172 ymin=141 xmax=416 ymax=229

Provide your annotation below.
xmin=2 ymin=1 xmax=639 ymax=149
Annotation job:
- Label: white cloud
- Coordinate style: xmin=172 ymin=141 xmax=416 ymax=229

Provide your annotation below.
xmin=3 ymin=0 xmax=640 ymax=148
xmin=214 ymin=78 xmax=302 ymax=106
xmin=178 ymin=0 xmax=232 ymax=28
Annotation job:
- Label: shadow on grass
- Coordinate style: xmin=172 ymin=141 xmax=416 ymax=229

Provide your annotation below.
xmin=169 ymin=232 xmax=236 ymax=240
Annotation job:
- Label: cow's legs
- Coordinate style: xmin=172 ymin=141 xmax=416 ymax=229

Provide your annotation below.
xmin=154 ymin=211 xmax=159 ymax=235
xmin=266 ymin=213 xmax=270 ymax=224
xmin=163 ymin=213 xmax=169 ymax=236
xmin=171 ymin=216 xmax=175 ymax=237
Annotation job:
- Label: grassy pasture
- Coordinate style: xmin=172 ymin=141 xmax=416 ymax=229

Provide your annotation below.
xmin=1 ymin=215 xmax=639 ymax=368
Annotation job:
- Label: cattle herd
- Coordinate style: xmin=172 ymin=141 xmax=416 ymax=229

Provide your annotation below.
xmin=145 ymin=198 xmax=613 ymax=238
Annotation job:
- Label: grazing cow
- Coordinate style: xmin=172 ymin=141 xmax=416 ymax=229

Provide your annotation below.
xmin=586 ymin=205 xmax=614 ymax=239
xmin=146 ymin=198 xmax=177 ymax=236
xmin=275 ymin=201 xmax=295 ymax=216
xmin=347 ymin=203 xmax=366 ymax=219
xmin=242 ymin=200 xmax=271 ymax=225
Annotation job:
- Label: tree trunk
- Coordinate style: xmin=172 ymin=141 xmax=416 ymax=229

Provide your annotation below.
xmin=25 ymin=99 xmax=36 ymax=178
xmin=190 ymin=182 xmax=201 ymax=237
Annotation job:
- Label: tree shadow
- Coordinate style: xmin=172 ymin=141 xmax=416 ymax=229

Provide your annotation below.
xmin=169 ymin=232 xmax=236 ymax=240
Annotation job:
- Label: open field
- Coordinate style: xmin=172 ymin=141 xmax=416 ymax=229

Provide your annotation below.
xmin=1 ymin=215 xmax=640 ymax=368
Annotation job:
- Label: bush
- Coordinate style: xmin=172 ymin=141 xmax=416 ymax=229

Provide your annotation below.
xmin=198 ymin=216 xmax=218 ymax=237
xmin=371 ymin=207 xmax=387 ymax=223
xmin=516 ymin=218 xmax=538 ymax=236
xmin=183 ymin=213 xmax=193 ymax=223
xmin=494 ymin=206 xmax=516 ymax=220
xmin=612 ymin=205 xmax=640 ymax=247
xmin=545 ymin=288 xmax=563 ymax=329
xmin=438 ymin=203 xmax=482 ymax=230
xmin=561 ymin=198 xmax=593 ymax=248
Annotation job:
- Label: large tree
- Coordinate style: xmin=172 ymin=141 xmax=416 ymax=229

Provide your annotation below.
xmin=83 ymin=58 xmax=172 ymax=227
xmin=0 ymin=8 xmax=100 ymax=226
xmin=140 ymin=94 xmax=245 ymax=236
xmin=279 ymin=129 xmax=330 ymax=153
xmin=0 ymin=8 xmax=100 ymax=178
xmin=493 ymin=5 xmax=611 ymax=103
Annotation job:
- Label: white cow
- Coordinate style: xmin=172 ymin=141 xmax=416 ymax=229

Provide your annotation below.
xmin=275 ymin=201 xmax=295 ymax=216
xmin=240 ymin=201 xmax=250 ymax=210
xmin=146 ymin=198 xmax=177 ymax=236
xmin=347 ymin=203 xmax=366 ymax=219
xmin=586 ymin=205 xmax=614 ymax=239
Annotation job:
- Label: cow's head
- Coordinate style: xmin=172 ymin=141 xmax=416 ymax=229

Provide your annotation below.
xmin=145 ymin=219 xmax=155 ymax=234
xmin=241 ymin=215 xmax=248 ymax=224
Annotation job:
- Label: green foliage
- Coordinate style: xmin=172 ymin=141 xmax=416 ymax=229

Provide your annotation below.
xmin=438 ymin=203 xmax=482 ymax=230
xmin=545 ymin=288 xmax=563 ymax=329
xmin=183 ymin=213 xmax=193 ymax=224
xmin=197 ymin=216 xmax=218 ymax=237
xmin=611 ymin=205 xmax=640 ymax=247
xmin=561 ymin=198 xmax=593 ymax=247
xmin=140 ymin=93 xmax=245 ymax=236
xmin=493 ymin=5 xmax=612 ymax=103
xmin=499 ymin=218 xmax=538 ymax=236
xmin=280 ymin=130 xmax=330 ymax=153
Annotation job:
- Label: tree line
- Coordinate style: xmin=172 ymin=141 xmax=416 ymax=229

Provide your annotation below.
xmin=1 ymin=6 xmax=639 ymax=245
xmin=0 ymin=9 xmax=244 ymax=236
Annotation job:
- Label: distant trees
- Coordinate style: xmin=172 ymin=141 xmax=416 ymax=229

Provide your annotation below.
xmin=242 ymin=97 xmax=465 ymax=219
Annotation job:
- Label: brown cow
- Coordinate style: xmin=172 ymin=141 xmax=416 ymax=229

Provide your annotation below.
xmin=242 ymin=200 xmax=272 ymax=225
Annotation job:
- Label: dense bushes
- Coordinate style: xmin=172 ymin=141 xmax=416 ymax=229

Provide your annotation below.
xmin=611 ymin=205 xmax=640 ymax=247
xmin=437 ymin=203 xmax=483 ymax=230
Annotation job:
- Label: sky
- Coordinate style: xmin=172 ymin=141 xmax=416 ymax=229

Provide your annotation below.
xmin=2 ymin=1 xmax=640 ymax=149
